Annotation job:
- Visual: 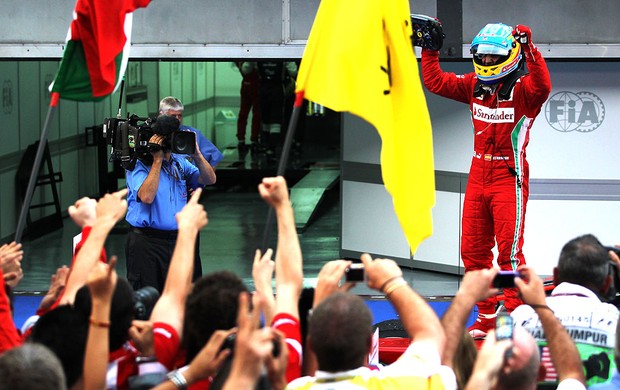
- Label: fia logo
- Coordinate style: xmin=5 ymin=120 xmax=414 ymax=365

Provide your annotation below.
xmin=545 ymin=91 xmax=605 ymax=133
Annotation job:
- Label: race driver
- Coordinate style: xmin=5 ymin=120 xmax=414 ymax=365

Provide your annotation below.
xmin=421 ymin=23 xmax=552 ymax=338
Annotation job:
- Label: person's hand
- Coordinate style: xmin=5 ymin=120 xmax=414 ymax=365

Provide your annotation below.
xmin=466 ymin=329 xmax=512 ymax=389
xmin=86 ymin=256 xmax=118 ymax=304
xmin=514 ymin=265 xmax=546 ymax=307
xmin=191 ymin=137 xmax=202 ymax=160
xmin=38 ymin=266 xmax=69 ymax=311
xmin=95 ymin=189 xmax=128 ymax=227
xmin=226 ymin=292 xmax=276 ymax=385
xmin=252 ymin=248 xmax=275 ymax=293
xmin=265 ymin=329 xmax=289 ymax=390
xmin=1 ymin=256 xmax=21 ymax=278
xmin=148 ymin=134 xmax=166 ymax=160
xmin=0 ymin=241 xmax=23 ymax=288
xmin=3 ymin=267 xmax=23 ymax=289
xmin=1 ymin=242 xmax=22 ymax=288
xmin=175 ymin=188 xmax=207 ymax=233
xmin=0 ymin=242 xmax=23 ymax=268
xmin=252 ymin=248 xmax=276 ymax=325
xmin=183 ymin=329 xmax=235 ymax=384
xmin=313 ymin=260 xmax=355 ymax=307
xmin=512 ymin=24 xmax=537 ymax=56
xmin=258 ymin=176 xmax=289 ymax=209
xmin=68 ymin=197 xmax=97 ymax=228
xmin=457 ymin=268 xmax=500 ymax=304
xmin=359 ymin=253 xmax=403 ymax=292
xmin=608 ymin=248 xmax=620 ymax=279
xmin=129 ymin=320 xmax=156 ymax=357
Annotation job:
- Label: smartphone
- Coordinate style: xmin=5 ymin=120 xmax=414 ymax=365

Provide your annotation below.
xmin=345 ymin=263 xmax=365 ymax=282
xmin=495 ymin=315 xmax=514 ymax=340
xmin=492 ymin=270 xmax=520 ymax=288
xmin=219 ymin=333 xmax=236 ymax=352
xmin=496 ymin=314 xmax=514 ymax=358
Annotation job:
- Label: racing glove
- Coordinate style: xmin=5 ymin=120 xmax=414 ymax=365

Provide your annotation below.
xmin=513 ymin=24 xmax=538 ymax=61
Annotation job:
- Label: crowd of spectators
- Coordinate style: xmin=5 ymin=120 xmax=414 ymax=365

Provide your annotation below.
xmin=0 ymin=175 xmax=618 ymax=389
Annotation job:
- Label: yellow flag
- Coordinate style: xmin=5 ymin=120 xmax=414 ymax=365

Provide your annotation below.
xmin=296 ymin=0 xmax=435 ymax=253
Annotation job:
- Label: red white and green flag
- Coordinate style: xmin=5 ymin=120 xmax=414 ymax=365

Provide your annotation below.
xmin=49 ymin=0 xmax=151 ymax=104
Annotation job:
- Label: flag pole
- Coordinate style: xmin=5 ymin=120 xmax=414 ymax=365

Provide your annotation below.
xmin=260 ymin=91 xmax=305 ymax=252
xmin=14 ymin=92 xmax=60 ymax=243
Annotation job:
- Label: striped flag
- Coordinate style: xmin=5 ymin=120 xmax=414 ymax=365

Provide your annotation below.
xmin=295 ymin=0 xmax=436 ymax=253
xmin=50 ymin=0 xmax=151 ymax=102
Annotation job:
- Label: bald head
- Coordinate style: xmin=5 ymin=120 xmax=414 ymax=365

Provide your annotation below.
xmin=496 ymin=327 xmax=540 ymax=390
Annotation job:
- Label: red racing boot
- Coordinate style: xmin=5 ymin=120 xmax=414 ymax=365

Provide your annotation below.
xmin=468 ymin=313 xmax=497 ymax=339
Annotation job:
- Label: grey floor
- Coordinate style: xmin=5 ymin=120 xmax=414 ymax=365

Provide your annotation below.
xmin=14 ymin=115 xmax=462 ymax=299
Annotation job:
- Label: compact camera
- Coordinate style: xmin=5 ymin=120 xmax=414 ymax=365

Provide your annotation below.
xmin=492 ymin=270 xmax=521 ymax=288
xmin=344 ymin=263 xmax=365 ymax=282
xmin=103 ymin=114 xmax=196 ymax=170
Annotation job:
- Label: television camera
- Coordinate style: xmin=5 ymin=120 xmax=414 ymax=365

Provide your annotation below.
xmin=102 ymin=114 xmax=196 ymax=170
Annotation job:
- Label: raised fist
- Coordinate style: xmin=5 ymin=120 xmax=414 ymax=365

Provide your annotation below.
xmin=513 ymin=24 xmax=537 ymax=59
xmin=512 ymin=24 xmax=532 ymax=45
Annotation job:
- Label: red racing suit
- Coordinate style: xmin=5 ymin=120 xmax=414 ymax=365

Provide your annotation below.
xmin=421 ymin=48 xmax=551 ymax=313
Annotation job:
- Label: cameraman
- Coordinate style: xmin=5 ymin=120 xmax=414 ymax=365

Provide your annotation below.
xmin=124 ymin=115 xmax=216 ymax=293
xmin=158 ymin=96 xmax=223 ymax=168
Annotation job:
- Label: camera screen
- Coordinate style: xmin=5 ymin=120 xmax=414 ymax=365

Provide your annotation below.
xmin=492 ymin=271 xmax=519 ymax=288
xmin=345 ymin=264 xmax=365 ymax=282
xmin=495 ymin=315 xmax=514 ymax=341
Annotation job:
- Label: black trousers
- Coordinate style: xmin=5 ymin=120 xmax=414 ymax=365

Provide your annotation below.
xmin=125 ymin=227 xmax=202 ymax=292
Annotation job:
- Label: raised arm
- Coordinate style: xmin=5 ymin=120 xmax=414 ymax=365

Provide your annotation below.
xmin=361 ymin=253 xmax=445 ymax=353
xmin=464 ymin=329 xmax=512 ymax=390
xmin=192 ymin=143 xmax=216 ymax=186
xmin=37 ymin=266 xmax=69 ymax=314
xmin=60 ymin=189 xmax=127 ymax=305
xmin=441 ymin=268 xmax=498 ymax=366
xmin=258 ymin=176 xmax=304 ymax=383
xmin=252 ymin=248 xmax=276 ymax=326
xmin=148 ymin=188 xmax=207 ymax=334
xmin=0 ymin=268 xmax=22 ymax=353
xmin=83 ymin=256 xmax=118 ymax=390
xmin=258 ymin=176 xmax=302 ymax=318
xmin=46 ymin=196 xmax=99 ymax=310
xmin=301 ymin=259 xmax=355 ymax=376
xmin=515 ymin=265 xmax=586 ymax=386
xmin=223 ymin=292 xmax=278 ymax=390
xmin=137 ymin=135 xmax=165 ymax=204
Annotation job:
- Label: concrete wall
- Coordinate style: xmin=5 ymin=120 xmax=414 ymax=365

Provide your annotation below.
xmin=4 ymin=1 xmax=620 ymax=58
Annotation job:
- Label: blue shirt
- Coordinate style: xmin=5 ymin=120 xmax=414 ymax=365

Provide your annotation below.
xmin=125 ymin=155 xmax=200 ymax=230
xmin=174 ymin=125 xmax=223 ymax=167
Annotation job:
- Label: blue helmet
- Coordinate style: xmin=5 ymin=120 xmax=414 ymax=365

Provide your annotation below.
xmin=470 ymin=23 xmax=522 ymax=84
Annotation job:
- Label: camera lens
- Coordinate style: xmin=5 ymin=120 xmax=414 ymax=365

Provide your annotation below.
xmin=171 ymin=131 xmax=196 ymax=155
xmin=134 ymin=286 xmax=160 ymax=320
